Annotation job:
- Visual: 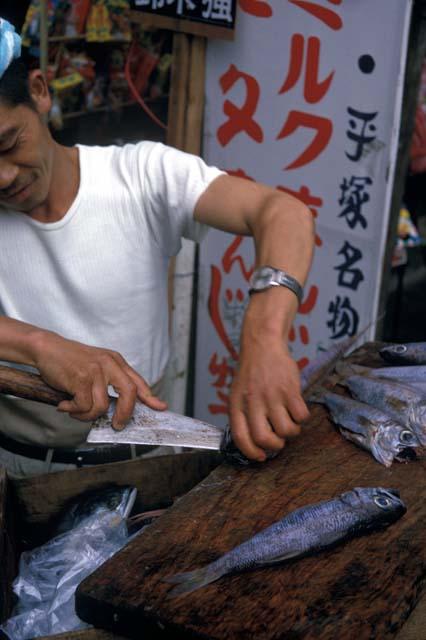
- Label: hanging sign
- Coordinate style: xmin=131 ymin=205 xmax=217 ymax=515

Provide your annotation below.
xmin=129 ymin=0 xmax=236 ymax=40
xmin=195 ymin=0 xmax=413 ymax=425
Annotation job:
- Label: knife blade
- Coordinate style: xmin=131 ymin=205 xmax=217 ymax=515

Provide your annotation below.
xmin=88 ymin=400 xmax=226 ymax=450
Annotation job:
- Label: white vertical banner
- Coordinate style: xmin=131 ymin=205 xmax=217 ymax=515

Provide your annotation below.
xmin=195 ymin=0 xmax=412 ymax=425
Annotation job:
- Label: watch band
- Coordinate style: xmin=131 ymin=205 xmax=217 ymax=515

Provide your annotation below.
xmin=249 ymin=266 xmax=304 ymax=304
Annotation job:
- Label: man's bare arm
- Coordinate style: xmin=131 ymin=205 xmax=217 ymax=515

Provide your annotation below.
xmin=0 ymin=317 xmax=166 ymax=428
xmin=194 ymin=174 xmax=315 ymax=461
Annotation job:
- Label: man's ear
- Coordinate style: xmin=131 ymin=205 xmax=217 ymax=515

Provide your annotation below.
xmin=28 ymin=69 xmax=52 ymax=115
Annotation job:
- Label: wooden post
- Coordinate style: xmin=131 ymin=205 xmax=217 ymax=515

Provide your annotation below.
xmin=377 ymin=0 xmax=426 ymax=339
xmin=165 ymin=34 xmax=207 ymax=417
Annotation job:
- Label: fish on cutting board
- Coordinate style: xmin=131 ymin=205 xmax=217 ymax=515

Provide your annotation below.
xmin=309 ymin=389 xmax=420 ymax=467
xmin=165 ymin=487 xmax=406 ymax=597
xmin=339 ymin=374 xmax=426 ymax=446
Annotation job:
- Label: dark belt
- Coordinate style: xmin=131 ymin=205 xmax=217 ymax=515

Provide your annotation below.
xmin=0 ymin=432 xmax=155 ymax=467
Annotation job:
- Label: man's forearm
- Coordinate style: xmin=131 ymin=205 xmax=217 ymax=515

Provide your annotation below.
xmin=0 ymin=317 xmax=53 ymax=367
xmin=246 ymin=192 xmax=315 ymax=340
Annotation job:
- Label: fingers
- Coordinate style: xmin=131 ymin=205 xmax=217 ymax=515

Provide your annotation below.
xmin=267 ymin=405 xmax=301 ymax=439
xmin=125 ymin=368 xmax=168 ymax=411
xmin=58 ymin=372 xmax=111 ymax=423
xmin=229 ymin=379 xmax=308 ymax=462
xmin=56 ymin=352 xmax=167 ymax=427
xmin=229 ymin=405 xmax=269 ymax=462
xmin=287 ymin=394 xmax=310 ymax=424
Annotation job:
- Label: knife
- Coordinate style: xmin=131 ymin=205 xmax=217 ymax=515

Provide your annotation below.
xmin=0 ymin=324 xmax=371 ymax=463
xmin=0 ymin=364 xmax=245 ymax=461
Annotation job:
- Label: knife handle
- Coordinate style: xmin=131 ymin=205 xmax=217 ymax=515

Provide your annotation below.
xmin=220 ymin=425 xmax=279 ymax=466
xmin=0 ymin=364 xmax=72 ymax=406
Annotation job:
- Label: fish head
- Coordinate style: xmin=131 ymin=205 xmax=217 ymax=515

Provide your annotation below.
xmin=379 ymin=344 xmax=409 ymax=364
xmin=372 ymin=423 xmax=419 ymax=467
xmin=55 ymin=485 xmax=137 ymax=534
xmin=341 ymin=487 xmax=406 ymax=525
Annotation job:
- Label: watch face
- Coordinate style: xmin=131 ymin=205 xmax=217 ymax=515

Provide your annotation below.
xmin=251 ymin=266 xmax=274 ymax=290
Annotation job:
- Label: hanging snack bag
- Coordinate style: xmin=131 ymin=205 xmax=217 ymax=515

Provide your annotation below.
xmin=86 ymin=0 xmax=113 ymax=42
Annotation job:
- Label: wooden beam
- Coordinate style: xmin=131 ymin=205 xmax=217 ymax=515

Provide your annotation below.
xmin=129 ymin=10 xmax=234 ymax=41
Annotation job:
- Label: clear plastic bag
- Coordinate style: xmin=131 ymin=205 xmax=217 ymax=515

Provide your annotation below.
xmin=0 ymin=509 xmax=131 ymax=638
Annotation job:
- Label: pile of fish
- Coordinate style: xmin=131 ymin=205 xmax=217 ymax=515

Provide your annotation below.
xmin=165 ymin=486 xmax=406 ymax=596
xmin=311 ymin=340 xmax=426 ymax=467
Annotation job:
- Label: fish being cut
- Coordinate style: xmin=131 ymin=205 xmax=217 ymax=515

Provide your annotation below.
xmin=310 ymin=390 xmax=420 ymax=466
xmin=380 ymin=342 xmax=426 ymax=365
xmin=340 ymin=374 xmax=426 ymax=446
xmin=165 ymin=487 xmax=406 ymax=597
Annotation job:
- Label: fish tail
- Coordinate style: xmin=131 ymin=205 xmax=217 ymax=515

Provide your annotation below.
xmin=165 ymin=565 xmax=225 ymax=597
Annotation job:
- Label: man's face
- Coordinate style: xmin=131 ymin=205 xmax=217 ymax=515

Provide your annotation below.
xmin=0 ymin=101 xmax=53 ymax=213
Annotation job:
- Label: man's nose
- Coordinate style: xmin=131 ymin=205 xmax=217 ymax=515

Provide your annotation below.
xmin=0 ymin=159 xmax=19 ymax=191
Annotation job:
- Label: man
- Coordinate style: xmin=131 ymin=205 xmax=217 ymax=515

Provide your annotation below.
xmin=0 ymin=19 xmax=315 ymax=476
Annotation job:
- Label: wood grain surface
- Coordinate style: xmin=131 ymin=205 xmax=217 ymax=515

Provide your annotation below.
xmin=76 ymin=343 xmax=426 ymax=639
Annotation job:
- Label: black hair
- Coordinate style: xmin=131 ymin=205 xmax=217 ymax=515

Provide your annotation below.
xmin=0 ymin=55 xmax=36 ymax=109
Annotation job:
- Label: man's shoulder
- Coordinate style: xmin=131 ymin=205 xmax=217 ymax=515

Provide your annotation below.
xmin=77 ymin=140 xmax=165 ymax=159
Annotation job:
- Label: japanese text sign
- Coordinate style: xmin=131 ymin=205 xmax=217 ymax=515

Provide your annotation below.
xmin=195 ymin=0 xmax=412 ymax=424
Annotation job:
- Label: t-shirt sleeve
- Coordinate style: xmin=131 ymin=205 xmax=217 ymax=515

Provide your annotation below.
xmin=134 ymin=142 xmax=225 ymax=256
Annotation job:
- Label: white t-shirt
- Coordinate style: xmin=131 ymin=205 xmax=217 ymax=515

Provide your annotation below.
xmin=0 ymin=142 xmax=224 ymax=447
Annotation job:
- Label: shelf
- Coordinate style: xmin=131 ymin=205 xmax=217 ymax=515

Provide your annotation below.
xmin=48 ymin=34 xmax=131 ymax=44
xmin=61 ymin=95 xmax=168 ymax=121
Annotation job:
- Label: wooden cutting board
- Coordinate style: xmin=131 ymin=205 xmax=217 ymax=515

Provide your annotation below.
xmin=76 ymin=343 xmax=426 ymax=639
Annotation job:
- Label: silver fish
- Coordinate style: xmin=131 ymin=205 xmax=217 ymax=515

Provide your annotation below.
xmin=55 ymin=485 xmax=137 ymax=535
xmin=165 ymin=487 xmax=405 ymax=597
xmin=310 ymin=389 xmax=419 ymax=466
xmin=380 ymin=342 xmax=426 ymax=365
xmin=341 ymin=374 xmax=426 ymax=446
xmin=336 ymin=362 xmax=426 ymax=394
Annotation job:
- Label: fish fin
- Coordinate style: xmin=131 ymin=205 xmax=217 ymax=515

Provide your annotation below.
xmin=339 ymin=425 xmax=367 ymax=445
xmin=334 ymin=361 xmax=368 ymax=378
xmin=302 ymin=316 xmax=382 ymax=395
xmin=256 ymin=549 xmax=303 ymax=565
xmin=164 ymin=566 xmax=224 ymax=597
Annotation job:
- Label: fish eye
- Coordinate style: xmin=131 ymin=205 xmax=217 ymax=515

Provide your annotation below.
xmin=394 ymin=345 xmax=407 ymax=354
xmin=374 ymin=495 xmax=392 ymax=508
xmin=400 ymin=430 xmax=414 ymax=443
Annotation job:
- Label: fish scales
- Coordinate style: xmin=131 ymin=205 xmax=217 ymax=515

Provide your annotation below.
xmin=165 ymin=487 xmax=405 ymax=597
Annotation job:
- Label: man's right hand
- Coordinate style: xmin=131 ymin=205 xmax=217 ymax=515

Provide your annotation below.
xmin=31 ymin=331 xmax=167 ymax=429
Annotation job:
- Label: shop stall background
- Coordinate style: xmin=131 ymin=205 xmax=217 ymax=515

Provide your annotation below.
xmin=15 ymin=0 xmax=171 ymax=148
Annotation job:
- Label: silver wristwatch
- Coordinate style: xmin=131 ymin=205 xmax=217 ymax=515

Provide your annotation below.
xmin=249 ymin=266 xmax=304 ymax=304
